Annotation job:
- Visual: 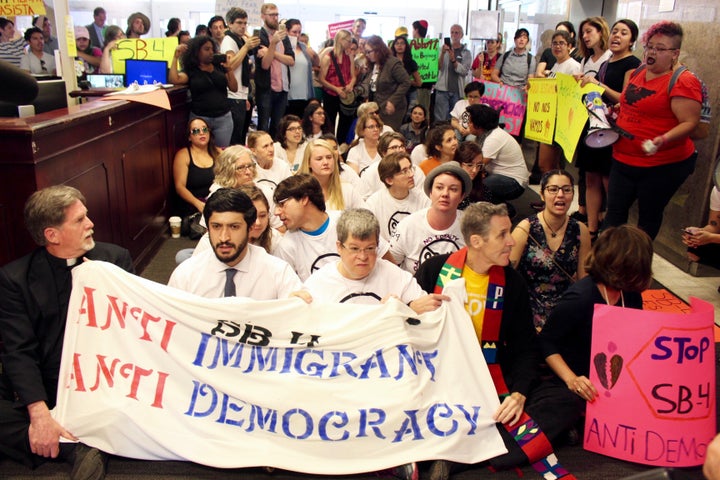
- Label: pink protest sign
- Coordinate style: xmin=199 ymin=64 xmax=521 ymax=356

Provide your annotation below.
xmin=328 ymin=20 xmax=355 ymax=39
xmin=481 ymin=82 xmax=527 ymax=136
xmin=585 ymin=298 xmax=715 ymax=467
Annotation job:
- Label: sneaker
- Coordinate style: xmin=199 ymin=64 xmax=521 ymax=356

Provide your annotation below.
xmin=69 ymin=443 xmax=106 ymax=480
xmin=429 ymin=460 xmax=452 ymax=480
xmin=391 ymin=462 xmax=419 ymax=480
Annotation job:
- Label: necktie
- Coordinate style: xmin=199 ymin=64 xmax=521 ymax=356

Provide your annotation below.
xmin=224 ymin=268 xmax=237 ymax=297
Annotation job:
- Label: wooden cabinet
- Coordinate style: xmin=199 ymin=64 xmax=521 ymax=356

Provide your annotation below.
xmin=0 ymin=88 xmax=190 ymax=269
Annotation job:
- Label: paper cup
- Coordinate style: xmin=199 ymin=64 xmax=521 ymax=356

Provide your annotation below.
xmin=169 ymin=216 xmax=182 ymax=238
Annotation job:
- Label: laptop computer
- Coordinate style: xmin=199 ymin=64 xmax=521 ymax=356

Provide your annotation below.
xmin=124 ymin=59 xmax=168 ymax=87
xmin=86 ymin=74 xmax=125 ymax=89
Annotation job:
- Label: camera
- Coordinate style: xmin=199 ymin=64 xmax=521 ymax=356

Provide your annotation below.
xmin=212 ymin=53 xmax=227 ymax=66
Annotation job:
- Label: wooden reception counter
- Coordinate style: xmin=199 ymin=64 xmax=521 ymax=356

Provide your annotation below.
xmin=0 ymin=87 xmax=190 ymax=269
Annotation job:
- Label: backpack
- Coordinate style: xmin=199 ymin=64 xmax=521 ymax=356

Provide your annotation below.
xmin=498 ymin=50 xmax=532 ymax=79
xmin=630 ymin=64 xmax=710 ymax=140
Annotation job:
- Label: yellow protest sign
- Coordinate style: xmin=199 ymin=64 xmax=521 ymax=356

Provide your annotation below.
xmin=111 ymin=38 xmax=178 ymax=74
xmin=0 ymin=0 xmax=45 ymax=16
xmin=524 ymin=78 xmax=557 ymax=144
xmin=65 ymin=15 xmax=77 ymax=57
xmin=554 ymin=73 xmax=594 ymax=162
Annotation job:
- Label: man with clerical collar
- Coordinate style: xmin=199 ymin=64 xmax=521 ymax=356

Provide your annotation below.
xmin=303 ymin=208 xmax=448 ymax=313
xmin=273 ymin=174 xmax=392 ymax=281
xmin=169 ymin=187 xmax=301 ymax=299
xmin=0 ymin=185 xmax=134 ymax=479
xmin=389 ymin=162 xmax=471 ymax=273
xmin=414 ymin=202 xmax=578 ymax=480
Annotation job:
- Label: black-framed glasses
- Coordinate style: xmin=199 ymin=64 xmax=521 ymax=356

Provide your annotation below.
xmin=40 ymin=59 xmax=47 ymax=73
xmin=551 ymin=41 xmax=568 ymax=47
xmin=544 ymin=185 xmax=573 ymax=194
xmin=190 ymin=127 xmax=209 ymax=135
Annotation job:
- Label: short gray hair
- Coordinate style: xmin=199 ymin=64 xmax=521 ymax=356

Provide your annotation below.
xmin=460 ymin=202 xmax=508 ymax=243
xmin=336 ymin=208 xmax=379 ymax=244
xmin=24 ymin=185 xmax=86 ymax=246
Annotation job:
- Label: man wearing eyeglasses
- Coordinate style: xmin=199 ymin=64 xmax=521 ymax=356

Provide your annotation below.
xmin=303 ymin=207 xmax=448 ymax=315
xmin=169 ymin=188 xmax=301 ymax=299
xmin=434 ymin=24 xmax=471 ymax=123
xmin=273 ymin=174 xmax=392 ymax=281
xmin=365 ymin=151 xmax=430 ymax=242
xmin=20 ymin=27 xmax=56 ymax=75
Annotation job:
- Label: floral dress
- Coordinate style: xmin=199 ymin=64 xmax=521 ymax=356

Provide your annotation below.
xmin=517 ymin=214 xmax=581 ymax=328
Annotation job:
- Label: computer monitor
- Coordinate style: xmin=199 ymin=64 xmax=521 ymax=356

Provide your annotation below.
xmin=87 ymin=74 xmax=125 ymax=89
xmin=33 ymin=79 xmax=67 ymax=114
xmin=124 ymin=59 xmax=168 ymax=87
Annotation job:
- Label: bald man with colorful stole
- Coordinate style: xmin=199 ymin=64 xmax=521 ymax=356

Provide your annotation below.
xmin=414 ymin=202 xmax=577 ymax=480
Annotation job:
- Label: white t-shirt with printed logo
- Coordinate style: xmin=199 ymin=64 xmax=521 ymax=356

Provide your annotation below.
xmin=389 ymin=208 xmax=465 ymax=273
xmin=303 ymin=259 xmax=426 ymax=305
xmin=274 ymin=210 xmax=389 ymax=281
xmin=365 ymin=188 xmax=431 ymax=242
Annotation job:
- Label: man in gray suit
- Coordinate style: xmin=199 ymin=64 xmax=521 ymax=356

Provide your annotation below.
xmin=0 ymin=186 xmax=134 ymax=480
xmin=86 ymin=7 xmax=106 ymax=49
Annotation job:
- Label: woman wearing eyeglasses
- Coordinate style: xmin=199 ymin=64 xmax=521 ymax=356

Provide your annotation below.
xmin=604 ymin=21 xmax=702 ymax=240
xmin=510 ymin=170 xmax=591 ymax=330
xmin=274 ymin=114 xmax=307 ymax=173
xmin=355 ymin=35 xmax=411 ymax=131
xmin=20 ymin=27 xmax=55 ymax=75
xmin=172 ymin=118 xmax=220 ymax=216
xmin=346 ymin=113 xmax=383 ymax=175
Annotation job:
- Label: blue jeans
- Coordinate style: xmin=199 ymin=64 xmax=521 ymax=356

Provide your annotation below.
xmin=189 ymin=111 xmax=233 ymax=148
xmin=256 ymin=89 xmax=288 ymax=139
xmin=433 ymin=90 xmax=459 ymax=123
xmin=484 ymin=174 xmax=525 ymax=202
xmin=604 ymin=153 xmax=696 ymax=240
xmin=256 ymin=89 xmax=272 ymax=134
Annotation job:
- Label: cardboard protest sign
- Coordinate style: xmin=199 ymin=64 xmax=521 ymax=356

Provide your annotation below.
xmin=410 ymin=39 xmax=439 ymax=83
xmin=328 ymin=20 xmax=355 ymax=39
xmin=0 ymin=0 xmax=45 ymax=16
xmin=553 ymin=73 xmax=587 ymax=162
xmin=111 ymin=37 xmax=178 ymax=74
xmin=215 ymin=0 xmax=261 ymax=27
xmin=54 ymin=262 xmax=506 ymax=472
xmin=585 ymin=298 xmax=716 ymax=467
xmin=525 ymin=78 xmax=557 ymax=144
xmin=481 ymin=82 xmax=527 ymax=136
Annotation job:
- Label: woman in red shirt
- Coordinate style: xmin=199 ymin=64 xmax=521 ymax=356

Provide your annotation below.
xmin=605 ymin=21 xmax=702 ymax=239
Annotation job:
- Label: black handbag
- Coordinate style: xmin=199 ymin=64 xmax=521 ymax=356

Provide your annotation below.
xmin=181 ymin=212 xmax=206 ymax=240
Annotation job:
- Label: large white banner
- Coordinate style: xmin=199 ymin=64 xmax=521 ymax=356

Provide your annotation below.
xmin=54 ymin=262 xmax=506 ymax=474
